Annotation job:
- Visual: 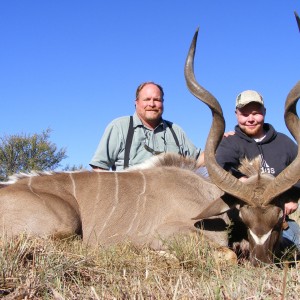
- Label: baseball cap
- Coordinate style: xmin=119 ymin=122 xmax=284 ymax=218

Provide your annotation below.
xmin=235 ymin=90 xmax=264 ymax=108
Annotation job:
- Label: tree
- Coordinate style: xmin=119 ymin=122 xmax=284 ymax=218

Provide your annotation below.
xmin=63 ymin=164 xmax=85 ymax=171
xmin=0 ymin=128 xmax=67 ymax=181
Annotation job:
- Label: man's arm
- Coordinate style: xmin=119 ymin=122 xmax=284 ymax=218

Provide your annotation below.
xmin=89 ymin=121 xmax=124 ymax=170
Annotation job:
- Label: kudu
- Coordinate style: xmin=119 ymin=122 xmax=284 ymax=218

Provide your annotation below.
xmin=0 ymin=28 xmax=299 ymax=267
xmin=0 ymin=155 xmax=237 ymax=262
xmin=185 ymin=26 xmax=300 ymax=265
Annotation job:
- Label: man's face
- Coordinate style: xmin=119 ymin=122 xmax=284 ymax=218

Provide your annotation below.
xmin=236 ymin=102 xmax=266 ymax=138
xmin=135 ymin=83 xmax=164 ymax=128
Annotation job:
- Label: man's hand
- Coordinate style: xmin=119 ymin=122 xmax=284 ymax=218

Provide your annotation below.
xmin=223 ymin=131 xmax=235 ymax=138
xmin=284 ymin=201 xmax=299 ymax=215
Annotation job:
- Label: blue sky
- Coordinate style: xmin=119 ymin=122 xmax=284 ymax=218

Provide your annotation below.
xmin=1 ymin=1 xmax=300 ymax=169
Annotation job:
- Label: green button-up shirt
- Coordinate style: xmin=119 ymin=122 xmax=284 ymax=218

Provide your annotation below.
xmin=90 ymin=112 xmax=199 ymax=170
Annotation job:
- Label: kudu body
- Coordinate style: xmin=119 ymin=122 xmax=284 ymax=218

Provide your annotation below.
xmin=0 ymin=157 xmax=230 ymax=251
xmin=0 ymin=26 xmax=300 ymax=266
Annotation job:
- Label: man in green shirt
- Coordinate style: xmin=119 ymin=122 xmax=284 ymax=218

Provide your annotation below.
xmin=90 ymin=81 xmax=200 ymax=171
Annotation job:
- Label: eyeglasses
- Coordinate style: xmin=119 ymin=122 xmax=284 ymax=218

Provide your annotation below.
xmin=144 ymin=144 xmax=163 ymax=155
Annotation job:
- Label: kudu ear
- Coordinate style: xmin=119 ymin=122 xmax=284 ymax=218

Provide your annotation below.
xmin=192 ymin=194 xmax=239 ymax=220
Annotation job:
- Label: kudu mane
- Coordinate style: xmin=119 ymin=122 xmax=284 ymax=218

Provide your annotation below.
xmin=128 ymin=153 xmax=199 ymax=172
xmin=238 ymin=156 xmax=263 ymax=178
xmin=1 ymin=170 xmax=89 ymax=186
xmin=238 ymin=156 xmax=278 ymax=206
xmin=0 ymin=154 xmax=262 ymax=190
xmin=0 ymin=153 xmax=199 ymax=187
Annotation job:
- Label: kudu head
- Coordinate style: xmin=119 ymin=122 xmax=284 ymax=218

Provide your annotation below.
xmin=185 ymin=27 xmax=300 ymax=265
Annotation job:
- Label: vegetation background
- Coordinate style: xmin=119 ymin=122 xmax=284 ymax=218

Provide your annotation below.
xmin=0 ymin=130 xmax=82 ymax=181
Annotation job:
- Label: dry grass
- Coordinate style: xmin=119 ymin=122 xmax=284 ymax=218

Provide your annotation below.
xmin=0 ymin=230 xmax=299 ymax=300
